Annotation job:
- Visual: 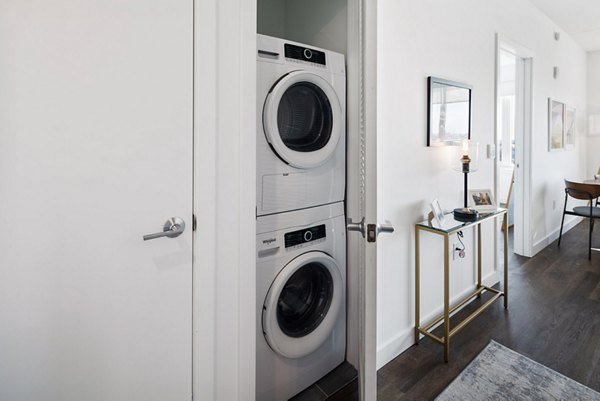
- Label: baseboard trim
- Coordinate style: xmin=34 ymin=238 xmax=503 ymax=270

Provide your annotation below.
xmin=376 ymin=326 xmax=415 ymax=370
xmin=532 ymin=216 xmax=581 ymax=256
xmin=376 ymin=271 xmax=499 ymax=370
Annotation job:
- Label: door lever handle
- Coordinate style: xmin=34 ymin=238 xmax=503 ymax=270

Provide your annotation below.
xmin=347 ymin=217 xmax=366 ymax=238
xmin=367 ymin=221 xmax=395 ymax=243
xmin=347 ymin=217 xmax=394 ymax=242
xmin=377 ymin=221 xmax=395 ymax=235
xmin=143 ymin=217 xmax=186 ymax=241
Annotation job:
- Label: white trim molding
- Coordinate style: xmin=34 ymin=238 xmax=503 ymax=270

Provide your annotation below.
xmin=532 ymin=216 xmax=581 ymax=256
xmin=193 ymin=0 xmax=256 ymax=399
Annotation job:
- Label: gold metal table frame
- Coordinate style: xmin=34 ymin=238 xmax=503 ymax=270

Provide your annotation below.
xmin=415 ymin=209 xmax=508 ymax=362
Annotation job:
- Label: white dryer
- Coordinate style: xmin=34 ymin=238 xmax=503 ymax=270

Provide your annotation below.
xmin=256 ymin=202 xmax=346 ymax=401
xmin=257 ymin=34 xmax=346 ymax=216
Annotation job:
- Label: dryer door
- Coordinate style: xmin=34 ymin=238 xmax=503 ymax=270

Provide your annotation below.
xmin=263 ymin=71 xmax=343 ymax=169
xmin=262 ymin=251 xmax=343 ymax=359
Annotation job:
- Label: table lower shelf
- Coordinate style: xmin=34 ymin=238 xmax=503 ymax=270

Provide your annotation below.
xmin=416 ymin=285 xmax=505 ymax=352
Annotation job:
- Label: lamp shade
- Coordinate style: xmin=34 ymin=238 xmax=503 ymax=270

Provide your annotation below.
xmin=453 ymin=140 xmax=479 ymax=172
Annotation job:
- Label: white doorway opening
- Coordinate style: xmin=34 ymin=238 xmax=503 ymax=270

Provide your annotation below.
xmin=495 ymin=36 xmax=534 ymax=258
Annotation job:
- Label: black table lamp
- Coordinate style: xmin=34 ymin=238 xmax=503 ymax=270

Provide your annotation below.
xmin=453 ymin=140 xmax=480 ymax=222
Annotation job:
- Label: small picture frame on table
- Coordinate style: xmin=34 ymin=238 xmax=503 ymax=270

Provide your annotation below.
xmin=468 ymin=189 xmax=497 ymax=212
xmin=430 ymin=198 xmax=445 ymax=226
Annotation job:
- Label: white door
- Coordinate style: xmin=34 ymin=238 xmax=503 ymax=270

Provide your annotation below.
xmin=346 ymin=1 xmax=384 ymax=400
xmin=0 ymin=1 xmax=193 ymax=400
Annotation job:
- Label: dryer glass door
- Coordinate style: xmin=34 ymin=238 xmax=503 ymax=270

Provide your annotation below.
xmin=262 ymin=251 xmax=343 ymax=359
xmin=277 ymin=262 xmax=333 ymax=338
xmin=263 ymin=71 xmax=343 ymax=169
xmin=277 ymin=83 xmax=333 ymax=153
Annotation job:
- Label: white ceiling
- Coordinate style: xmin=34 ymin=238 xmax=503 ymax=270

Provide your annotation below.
xmin=528 ymin=0 xmax=600 ymax=52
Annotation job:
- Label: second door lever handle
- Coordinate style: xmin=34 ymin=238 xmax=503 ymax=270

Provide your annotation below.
xmin=143 ymin=217 xmax=186 ymax=241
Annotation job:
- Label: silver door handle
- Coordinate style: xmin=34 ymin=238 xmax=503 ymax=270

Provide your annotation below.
xmin=143 ymin=217 xmax=186 ymax=241
xmin=347 ymin=217 xmax=366 ymax=238
xmin=377 ymin=222 xmax=394 ymax=235
xmin=347 ymin=218 xmax=394 ymax=242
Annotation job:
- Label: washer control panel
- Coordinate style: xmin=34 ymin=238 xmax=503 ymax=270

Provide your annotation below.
xmin=284 ymin=224 xmax=326 ymax=248
xmin=284 ymin=43 xmax=326 ymax=65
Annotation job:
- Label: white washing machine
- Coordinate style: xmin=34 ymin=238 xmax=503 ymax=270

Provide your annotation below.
xmin=257 ymin=34 xmax=346 ymax=217
xmin=256 ymin=202 xmax=346 ymax=401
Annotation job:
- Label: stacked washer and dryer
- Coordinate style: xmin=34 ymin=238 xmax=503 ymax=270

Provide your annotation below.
xmin=256 ymin=34 xmax=347 ymax=401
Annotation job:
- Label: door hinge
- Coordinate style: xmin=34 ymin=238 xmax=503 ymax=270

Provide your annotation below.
xmin=192 ymin=214 xmax=197 ymax=231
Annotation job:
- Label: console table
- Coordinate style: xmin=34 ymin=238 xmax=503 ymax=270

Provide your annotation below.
xmin=414 ymin=209 xmax=508 ymax=362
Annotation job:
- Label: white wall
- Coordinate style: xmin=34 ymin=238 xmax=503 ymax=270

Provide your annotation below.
xmin=587 ymin=51 xmax=600 ymax=176
xmin=376 ymin=0 xmax=588 ymax=369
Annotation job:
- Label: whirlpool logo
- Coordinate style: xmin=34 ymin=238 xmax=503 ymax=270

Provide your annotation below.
xmin=262 ymin=238 xmax=277 ymax=245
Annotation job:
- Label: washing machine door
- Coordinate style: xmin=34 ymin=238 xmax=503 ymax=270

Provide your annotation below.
xmin=263 ymin=71 xmax=343 ymax=169
xmin=262 ymin=251 xmax=343 ymax=359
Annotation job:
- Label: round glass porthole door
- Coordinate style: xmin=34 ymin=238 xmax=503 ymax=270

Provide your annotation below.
xmin=262 ymin=251 xmax=343 ymax=359
xmin=263 ymin=71 xmax=342 ymax=169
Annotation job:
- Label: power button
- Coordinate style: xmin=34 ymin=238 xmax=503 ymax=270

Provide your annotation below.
xmin=303 ymin=230 xmax=313 ymax=242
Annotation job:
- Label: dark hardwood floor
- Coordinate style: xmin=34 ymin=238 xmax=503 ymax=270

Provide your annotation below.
xmin=377 ymin=222 xmax=600 ymax=401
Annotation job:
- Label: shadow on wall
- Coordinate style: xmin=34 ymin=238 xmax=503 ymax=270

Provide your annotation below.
xmin=257 ymin=0 xmax=347 ymax=55
xmin=535 ymin=185 xmax=549 ymax=244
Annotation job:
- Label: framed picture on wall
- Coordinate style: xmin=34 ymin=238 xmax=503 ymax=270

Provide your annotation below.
xmin=564 ymin=107 xmax=575 ymax=150
xmin=468 ymin=189 xmax=497 ymax=212
xmin=548 ymin=98 xmax=564 ymax=151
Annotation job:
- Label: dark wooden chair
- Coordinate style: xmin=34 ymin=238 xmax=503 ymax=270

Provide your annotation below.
xmin=558 ymin=180 xmax=600 ymax=260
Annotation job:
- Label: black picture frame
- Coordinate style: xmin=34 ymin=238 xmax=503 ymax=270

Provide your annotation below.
xmin=427 ymin=76 xmax=472 ymax=147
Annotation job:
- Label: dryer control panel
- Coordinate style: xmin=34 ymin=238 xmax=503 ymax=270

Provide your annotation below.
xmin=284 ymin=224 xmax=326 ymax=248
xmin=284 ymin=44 xmax=326 ymax=65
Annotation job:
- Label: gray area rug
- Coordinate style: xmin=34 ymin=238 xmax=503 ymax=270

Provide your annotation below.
xmin=436 ymin=341 xmax=600 ymax=401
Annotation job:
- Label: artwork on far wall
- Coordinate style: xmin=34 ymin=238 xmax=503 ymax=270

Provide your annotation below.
xmin=427 ymin=77 xmax=472 ymax=147
xmin=564 ymin=107 xmax=575 ymax=150
xmin=548 ymin=98 xmax=564 ymax=151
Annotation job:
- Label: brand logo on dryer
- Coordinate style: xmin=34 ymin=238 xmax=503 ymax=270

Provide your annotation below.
xmin=262 ymin=238 xmax=277 ymax=245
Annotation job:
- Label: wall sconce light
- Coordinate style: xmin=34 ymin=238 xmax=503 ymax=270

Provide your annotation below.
xmin=453 ymin=139 xmax=480 ymax=222
xmin=589 ymin=114 xmax=600 ymax=136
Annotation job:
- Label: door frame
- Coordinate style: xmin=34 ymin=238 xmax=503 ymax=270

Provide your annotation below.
xmin=494 ymin=34 xmax=534 ymax=258
xmin=346 ymin=0 xmax=378 ymax=400
xmin=193 ymin=0 xmax=257 ymax=399
xmin=194 ymin=0 xmax=375 ymax=398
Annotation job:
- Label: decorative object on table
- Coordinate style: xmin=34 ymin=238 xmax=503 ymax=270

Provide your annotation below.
xmin=453 ymin=139 xmax=479 ymax=222
xmin=429 ymin=198 xmax=445 ymax=226
xmin=468 ymin=189 xmax=497 ymax=213
xmin=548 ymin=98 xmax=565 ymax=151
xmin=435 ymin=341 xmax=600 ymax=401
xmin=427 ymin=77 xmax=472 ymax=147
xmin=564 ymin=107 xmax=575 ymax=149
